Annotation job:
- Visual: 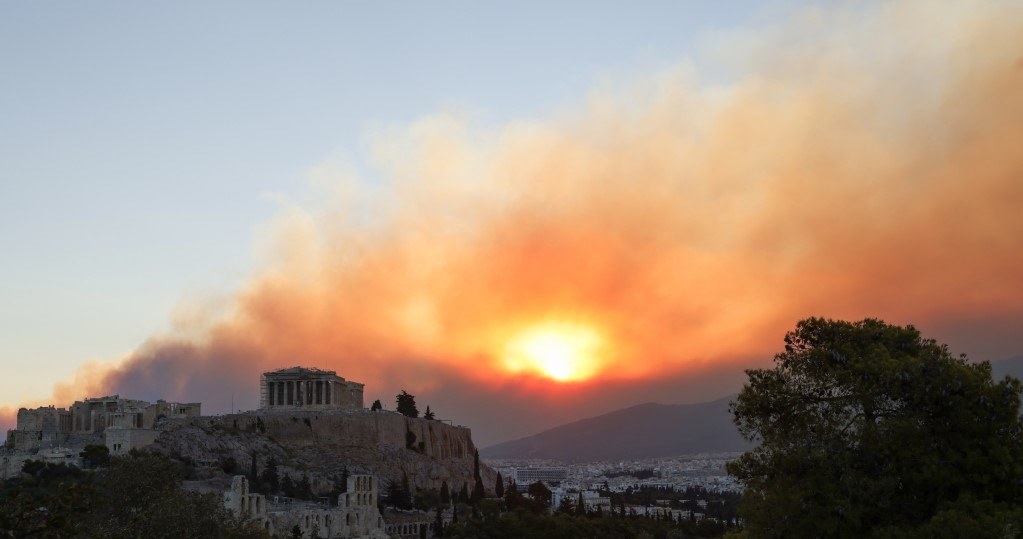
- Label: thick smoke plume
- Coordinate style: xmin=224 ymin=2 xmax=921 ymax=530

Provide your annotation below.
xmin=6 ymin=1 xmax=1023 ymax=445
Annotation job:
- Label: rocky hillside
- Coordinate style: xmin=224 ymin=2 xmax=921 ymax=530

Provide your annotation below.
xmin=150 ymin=408 xmax=496 ymax=496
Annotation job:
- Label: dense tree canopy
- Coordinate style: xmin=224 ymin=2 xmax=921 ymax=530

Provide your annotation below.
xmin=527 ymin=481 xmax=553 ymax=507
xmin=396 ymin=390 xmax=419 ymax=418
xmin=728 ymin=318 xmax=1023 ymax=538
xmin=1 ymin=453 xmax=267 ymax=538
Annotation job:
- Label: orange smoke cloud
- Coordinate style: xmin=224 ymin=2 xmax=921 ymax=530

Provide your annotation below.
xmin=8 ymin=1 xmax=1023 ymax=444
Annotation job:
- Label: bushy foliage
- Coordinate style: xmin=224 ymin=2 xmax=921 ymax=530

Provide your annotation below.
xmin=384 ymin=474 xmax=414 ymax=510
xmin=396 ymin=390 xmax=419 ymax=418
xmin=444 ymin=508 xmax=726 ymax=538
xmin=0 ymin=452 xmax=269 ymax=538
xmin=79 ymin=444 xmax=110 ymax=468
xmin=729 ymin=318 xmax=1023 ymax=537
xmin=527 ymin=481 xmax=553 ymax=507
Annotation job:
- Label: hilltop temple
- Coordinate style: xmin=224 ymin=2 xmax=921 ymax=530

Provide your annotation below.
xmin=259 ymin=367 xmax=364 ymax=411
xmin=5 ymin=367 xmax=371 ymax=481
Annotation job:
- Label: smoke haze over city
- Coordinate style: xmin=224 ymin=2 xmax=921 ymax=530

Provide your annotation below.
xmin=2 ymin=1 xmax=1022 ymax=446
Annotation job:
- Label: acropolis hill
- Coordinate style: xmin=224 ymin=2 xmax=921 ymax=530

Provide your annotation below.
xmin=3 ymin=367 xmax=495 ymax=497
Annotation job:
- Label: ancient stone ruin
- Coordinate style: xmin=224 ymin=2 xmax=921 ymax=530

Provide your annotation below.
xmin=3 ymin=365 xmax=488 ymax=539
xmin=260 ymin=366 xmax=364 ymax=411
xmin=224 ymin=473 xmax=389 ymax=538
xmin=2 ymin=395 xmax=201 ymax=476
xmin=7 ymin=396 xmax=201 ymax=451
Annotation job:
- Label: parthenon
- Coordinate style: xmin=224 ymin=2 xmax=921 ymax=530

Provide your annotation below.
xmin=259 ymin=367 xmax=364 ymax=410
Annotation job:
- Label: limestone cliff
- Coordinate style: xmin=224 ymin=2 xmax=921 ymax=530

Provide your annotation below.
xmin=149 ymin=409 xmax=496 ymax=496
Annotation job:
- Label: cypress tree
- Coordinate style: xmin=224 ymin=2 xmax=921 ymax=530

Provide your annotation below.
xmin=471 ymin=477 xmax=484 ymax=506
xmin=262 ymin=456 xmax=280 ymax=492
xmin=398 ymin=473 xmax=413 ymax=509
xmin=440 ymin=481 xmax=450 ymax=505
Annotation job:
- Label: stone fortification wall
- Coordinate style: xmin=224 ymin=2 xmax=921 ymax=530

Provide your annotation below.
xmin=105 ymin=427 xmax=160 ymax=455
xmin=0 ymin=447 xmax=82 ymax=480
xmin=201 ymin=410 xmax=474 ymax=461
xmin=67 ymin=396 xmax=200 ymax=434
xmin=17 ymin=407 xmax=71 ymax=433
xmin=152 ymin=409 xmax=495 ymax=494
xmin=6 ymin=407 xmax=73 ymax=450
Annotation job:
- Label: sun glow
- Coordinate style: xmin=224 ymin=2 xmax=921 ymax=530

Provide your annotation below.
xmin=502 ymin=322 xmax=604 ymax=382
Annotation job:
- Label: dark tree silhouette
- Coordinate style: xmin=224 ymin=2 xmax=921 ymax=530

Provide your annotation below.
xmin=527 ymin=481 xmax=552 ymax=507
xmin=396 ymin=391 xmax=419 ymax=418
xmin=471 ymin=477 xmax=485 ymax=506
xmin=79 ymin=444 xmax=109 ymax=468
xmin=261 ymin=456 xmax=279 ymax=493
xmin=729 ymin=317 xmax=1023 ymax=537
xmin=440 ymin=481 xmax=450 ymax=505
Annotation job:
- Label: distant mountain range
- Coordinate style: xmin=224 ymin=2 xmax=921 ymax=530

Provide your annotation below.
xmin=991 ymin=356 xmax=1023 ymax=381
xmin=480 ymin=395 xmax=750 ymax=461
xmin=483 ymin=356 xmax=1023 ymax=461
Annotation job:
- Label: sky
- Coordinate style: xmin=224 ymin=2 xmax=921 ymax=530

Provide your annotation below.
xmin=2 ymin=1 xmax=1022 ymax=447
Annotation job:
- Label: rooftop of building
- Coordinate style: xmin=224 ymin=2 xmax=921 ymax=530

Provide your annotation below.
xmin=263 ymin=366 xmax=340 ymax=377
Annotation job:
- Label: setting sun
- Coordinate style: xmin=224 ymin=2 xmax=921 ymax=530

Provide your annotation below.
xmin=502 ymin=322 xmax=604 ymax=382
